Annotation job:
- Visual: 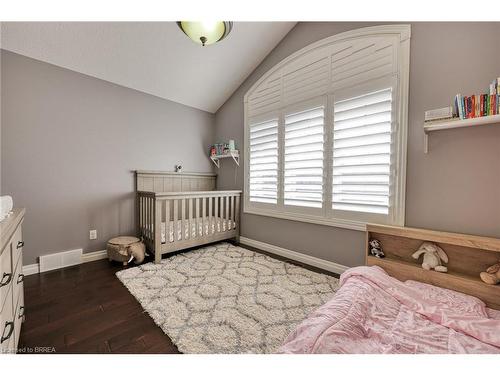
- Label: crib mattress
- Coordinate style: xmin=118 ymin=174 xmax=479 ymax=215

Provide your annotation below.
xmin=160 ymin=217 xmax=234 ymax=243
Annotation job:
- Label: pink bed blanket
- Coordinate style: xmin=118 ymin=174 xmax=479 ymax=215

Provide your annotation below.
xmin=278 ymin=266 xmax=500 ymax=354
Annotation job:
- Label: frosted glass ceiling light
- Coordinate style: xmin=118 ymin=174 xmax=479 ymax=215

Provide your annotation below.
xmin=177 ymin=21 xmax=233 ymax=46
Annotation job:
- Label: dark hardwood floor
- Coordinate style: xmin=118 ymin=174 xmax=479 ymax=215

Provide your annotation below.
xmin=19 ymin=258 xmax=179 ymax=353
xmin=19 ymin=241 xmax=338 ymax=354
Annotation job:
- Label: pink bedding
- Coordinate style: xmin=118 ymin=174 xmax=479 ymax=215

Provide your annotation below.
xmin=278 ymin=266 xmax=500 ymax=354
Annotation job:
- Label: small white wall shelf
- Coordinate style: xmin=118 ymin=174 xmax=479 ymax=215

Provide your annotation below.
xmin=210 ymin=150 xmax=240 ymax=168
xmin=423 ymin=114 xmax=500 ymax=153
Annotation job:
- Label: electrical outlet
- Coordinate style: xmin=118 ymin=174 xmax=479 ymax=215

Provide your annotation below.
xmin=89 ymin=230 xmax=97 ymax=240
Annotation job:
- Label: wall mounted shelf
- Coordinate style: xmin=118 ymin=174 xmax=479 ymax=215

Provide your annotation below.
xmin=423 ymin=114 xmax=500 ymax=153
xmin=210 ymin=150 xmax=240 ymax=168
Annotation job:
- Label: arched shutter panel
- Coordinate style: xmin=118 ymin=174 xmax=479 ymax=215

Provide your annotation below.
xmin=244 ymin=25 xmax=410 ymax=229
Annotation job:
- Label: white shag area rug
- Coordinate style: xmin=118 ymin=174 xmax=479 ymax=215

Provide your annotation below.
xmin=116 ymin=242 xmax=339 ymax=354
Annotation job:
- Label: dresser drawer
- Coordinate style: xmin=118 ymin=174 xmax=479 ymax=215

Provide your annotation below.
xmin=10 ymin=226 xmax=23 ymax=274
xmin=13 ymin=255 xmax=24 ymax=308
xmin=0 ymin=244 xmax=13 ymax=312
xmin=0 ymin=284 xmax=14 ymax=353
xmin=14 ymin=291 xmax=24 ymax=349
xmin=0 ymin=209 xmax=25 ymax=354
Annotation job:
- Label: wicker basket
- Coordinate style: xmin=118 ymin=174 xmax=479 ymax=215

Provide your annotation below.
xmin=107 ymin=236 xmax=145 ymax=265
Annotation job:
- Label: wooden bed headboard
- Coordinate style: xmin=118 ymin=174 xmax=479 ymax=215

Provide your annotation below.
xmin=135 ymin=170 xmax=217 ymax=193
xmin=365 ymin=224 xmax=500 ymax=309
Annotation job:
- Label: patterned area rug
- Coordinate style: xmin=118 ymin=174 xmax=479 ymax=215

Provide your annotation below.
xmin=116 ymin=242 xmax=339 ymax=353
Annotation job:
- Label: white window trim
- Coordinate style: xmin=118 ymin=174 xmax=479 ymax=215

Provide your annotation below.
xmin=243 ymin=25 xmax=410 ymax=231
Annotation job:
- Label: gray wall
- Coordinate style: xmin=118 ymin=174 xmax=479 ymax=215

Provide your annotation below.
xmin=214 ymin=22 xmax=500 ymax=267
xmin=0 ymin=44 xmax=2 ymax=195
xmin=1 ymin=50 xmax=215 ymax=265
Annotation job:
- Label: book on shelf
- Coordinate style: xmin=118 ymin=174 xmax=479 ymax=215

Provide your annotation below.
xmin=454 ymin=77 xmax=500 ymax=120
xmin=424 ymin=106 xmax=454 ymax=122
xmin=424 ymin=117 xmax=461 ymax=126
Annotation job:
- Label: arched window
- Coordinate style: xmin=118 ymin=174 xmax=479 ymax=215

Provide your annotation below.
xmin=244 ymin=25 xmax=410 ymax=230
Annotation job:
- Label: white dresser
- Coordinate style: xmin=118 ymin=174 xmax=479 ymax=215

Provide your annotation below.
xmin=0 ymin=208 xmax=25 ymax=354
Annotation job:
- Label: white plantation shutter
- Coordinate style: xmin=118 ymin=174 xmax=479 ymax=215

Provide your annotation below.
xmin=249 ymin=118 xmax=279 ymax=204
xmin=284 ymin=106 xmax=325 ymax=208
xmin=244 ymin=25 xmax=409 ymax=229
xmin=332 ymin=88 xmax=392 ymax=215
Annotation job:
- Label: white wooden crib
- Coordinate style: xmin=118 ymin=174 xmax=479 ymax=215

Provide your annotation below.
xmin=136 ymin=170 xmax=241 ymax=263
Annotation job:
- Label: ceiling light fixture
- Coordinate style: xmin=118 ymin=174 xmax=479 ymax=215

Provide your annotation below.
xmin=177 ymin=21 xmax=233 ymax=46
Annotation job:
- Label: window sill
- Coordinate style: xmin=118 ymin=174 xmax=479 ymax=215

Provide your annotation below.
xmin=243 ymin=207 xmax=367 ymax=231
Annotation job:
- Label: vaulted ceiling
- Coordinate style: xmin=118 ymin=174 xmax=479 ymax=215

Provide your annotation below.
xmin=1 ymin=22 xmax=296 ymax=113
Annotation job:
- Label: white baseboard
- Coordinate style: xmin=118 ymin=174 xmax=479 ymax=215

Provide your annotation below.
xmin=22 ymin=249 xmax=108 ymax=276
xmin=23 ymin=240 xmax=349 ymax=276
xmin=239 ymin=236 xmax=349 ymax=275
xmin=22 ymin=263 xmax=40 ymax=276
xmin=82 ymin=249 xmax=108 ymax=263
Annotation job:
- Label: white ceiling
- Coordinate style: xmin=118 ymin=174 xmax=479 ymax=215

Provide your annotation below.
xmin=0 ymin=22 xmax=296 ymax=113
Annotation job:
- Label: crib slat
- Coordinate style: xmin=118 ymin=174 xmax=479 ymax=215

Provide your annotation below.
xmin=154 ymin=199 xmax=161 ymax=261
xmin=150 ymin=197 xmax=153 ymax=240
xmin=220 ymin=195 xmax=225 ymax=232
xmin=173 ymin=199 xmax=178 ymax=243
xmin=214 ymin=196 xmax=219 ymax=233
xmin=195 ymin=198 xmax=200 ymax=238
xmin=136 ymin=195 xmax=139 ymax=238
xmin=208 ymin=197 xmax=213 ymax=235
xmin=188 ymin=198 xmax=193 ymax=239
xmin=181 ymin=198 xmax=186 ymax=240
xmin=231 ymin=195 xmax=235 ymax=230
xmin=139 ymin=196 xmax=143 ymax=237
xmin=227 ymin=195 xmax=234 ymax=230
xmin=144 ymin=197 xmax=146 ymax=239
xmin=146 ymin=197 xmax=149 ymax=240
xmin=142 ymin=196 xmax=145 ymax=239
xmin=235 ymin=195 xmax=240 ymax=230
xmin=147 ymin=197 xmax=150 ymax=240
xmin=144 ymin=196 xmax=148 ymax=239
xmin=225 ymin=196 xmax=229 ymax=232
xmin=221 ymin=195 xmax=225 ymax=231
xmin=223 ymin=196 xmax=226 ymax=232
xmin=202 ymin=197 xmax=206 ymax=237
xmin=141 ymin=196 xmax=144 ymax=236
xmin=144 ymin=196 xmax=147 ymax=239
xmin=165 ymin=200 xmax=170 ymax=243
xmin=225 ymin=196 xmax=228 ymax=229
xmin=201 ymin=198 xmax=208 ymax=236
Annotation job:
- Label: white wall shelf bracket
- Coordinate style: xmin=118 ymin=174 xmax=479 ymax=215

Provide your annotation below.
xmin=423 ymin=114 xmax=500 ymax=153
xmin=210 ymin=151 xmax=240 ymax=169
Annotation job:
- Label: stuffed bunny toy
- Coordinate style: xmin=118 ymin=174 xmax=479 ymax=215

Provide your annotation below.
xmin=480 ymin=262 xmax=500 ymax=285
xmin=412 ymin=242 xmax=448 ymax=272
